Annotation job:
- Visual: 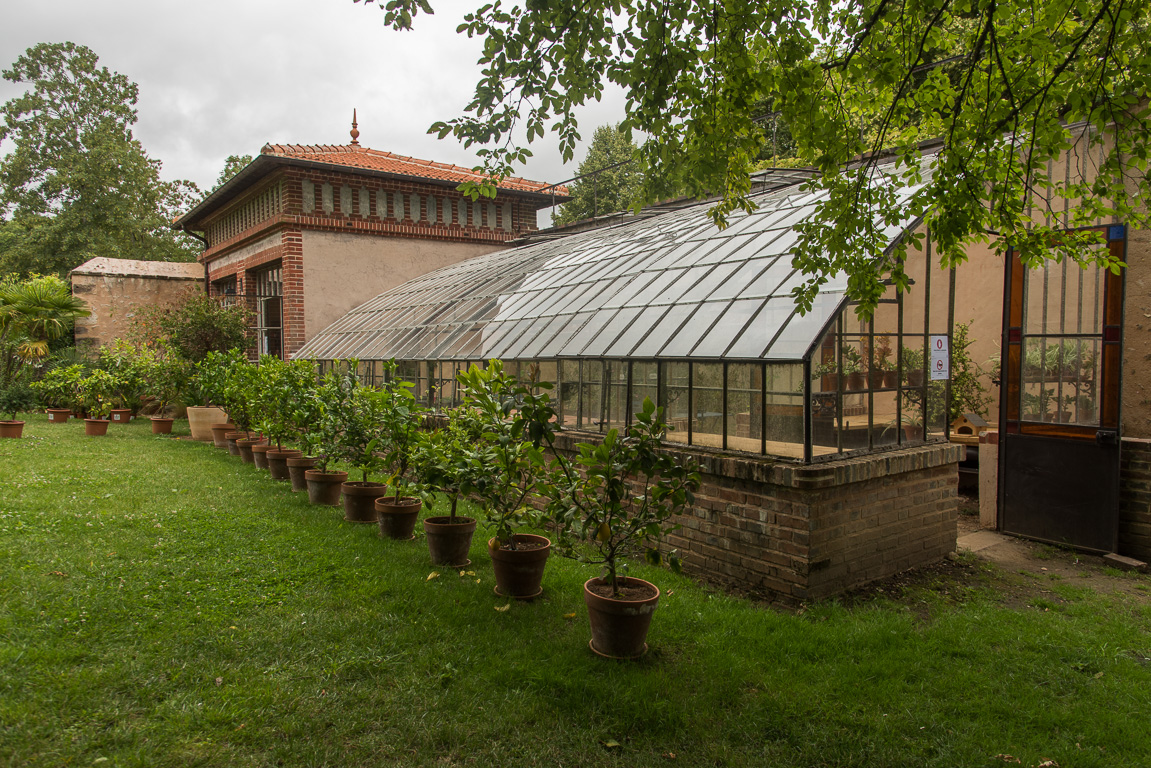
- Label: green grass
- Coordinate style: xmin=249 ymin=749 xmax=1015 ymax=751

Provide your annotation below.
xmin=2 ymin=414 xmax=1150 ymax=767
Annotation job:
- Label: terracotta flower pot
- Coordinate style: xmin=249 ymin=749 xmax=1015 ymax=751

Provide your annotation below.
xmin=0 ymin=420 xmax=25 ymax=438
xmin=883 ymin=370 xmax=899 ymax=388
xmin=846 ymin=372 xmax=866 ymax=391
xmin=46 ymin=409 xmax=70 ymax=423
xmin=423 ymin=516 xmax=477 ymax=567
xmin=210 ymin=422 xmax=236 ymax=449
xmin=150 ymin=417 xmax=174 ymax=434
xmin=236 ymin=437 xmax=266 ymax=464
xmin=376 ymin=496 xmax=421 ymax=540
xmin=583 ymin=576 xmax=660 ymax=660
xmin=187 ymin=406 xmax=227 ymax=441
xmin=84 ymin=418 xmax=110 ymax=437
xmin=286 ymin=456 xmax=318 ymax=492
xmin=489 ymin=534 xmax=551 ymax=599
xmin=224 ymin=431 xmax=247 ymax=456
xmin=868 ymin=371 xmax=885 ymax=390
xmin=267 ymin=449 xmax=303 ymax=481
xmin=305 ymin=469 xmax=348 ymax=506
xmin=341 ymin=481 xmax=390 ymax=523
xmin=251 ymin=444 xmax=273 ymax=470
xmin=109 ymin=409 xmax=133 ymax=424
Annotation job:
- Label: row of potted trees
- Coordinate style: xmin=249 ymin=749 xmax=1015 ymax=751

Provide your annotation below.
xmin=193 ymin=354 xmax=700 ymax=659
xmin=25 ymin=341 xmax=191 ymax=436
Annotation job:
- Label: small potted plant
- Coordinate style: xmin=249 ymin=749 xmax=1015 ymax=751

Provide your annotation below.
xmin=902 ymin=345 xmax=926 ymax=387
xmin=143 ymin=352 xmax=189 ymax=435
xmin=547 ymin=397 xmax=699 ymax=659
xmin=32 ymin=364 xmax=86 ymax=422
xmin=302 ymin=366 xmax=353 ymax=507
xmin=841 ymin=345 xmax=865 ymax=390
xmin=0 ymin=378 xmax=36 ymax=438
xmin=78 ymin=369 xmax=117 ymax=436
xmin=98 ymin=340 xmax=147 ymax=423
xmin=331 ymin=370 xmax=391 ymax=523
xmin=414 ymin=409 xmax=482 ymax=566
xmin=258 ymin=358 xmax=316 ymax=481
xmin=374 ymin=360 xmax=426 ymax=540
xmin=214 ymin=353 xmax=264 ymax=462
xmin=875 ymin=335 xmax=897 ymax=388
xmin=456 ymin=360 xmax=555 ymax=597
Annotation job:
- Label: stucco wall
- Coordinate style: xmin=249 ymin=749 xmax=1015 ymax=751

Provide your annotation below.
xmin=301 ymin=230 xmax=503 ymax=343
xmin=71 ymin=273 xmax=203 ymax=352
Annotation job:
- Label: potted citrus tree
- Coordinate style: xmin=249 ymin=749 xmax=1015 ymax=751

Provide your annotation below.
xmin=32 ymin=363 xmax=86 ymax=422
xmin=0 ymin=378 xmax=36 ymax=438
xmin=258 ymin=357 xmax=317 ymax=481
xmin=329 ymin=364 xmax=391 ymax=523
xmin=302 ymin=365 xmax=353 ymax=507
xmin=374 ymin=360 xmax=426 ymax=539
xmin=547 ymin=397 xmax=699 ymax=659
xmin=143 ymin=352 xmax=190 ymax=435
xmin=456 ymin=360 xmax=556 ymax=598
xmin=97 ymin=340 xmax=147 ymax=423
xmin=413 ymin=408 xmax=483 ymax=566
xmin=78 ymin=369 xmax=117 ymax=436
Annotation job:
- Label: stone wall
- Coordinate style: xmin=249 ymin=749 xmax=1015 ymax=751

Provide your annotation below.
xmin=550 ymin=433 xmax=962 ymax=607
xmin=1119 ymin=437 xmax=1151 ymax=561
xmin=71 ymin=269 xmax=203 ymax=352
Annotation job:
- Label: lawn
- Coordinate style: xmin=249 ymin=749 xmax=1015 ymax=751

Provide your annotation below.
xmin=2 ymin=414 xmax=1150 ymax=767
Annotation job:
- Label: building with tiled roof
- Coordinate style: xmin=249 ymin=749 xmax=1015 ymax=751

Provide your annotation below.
xmin=174 ymin=116 xmax=569 ymax=358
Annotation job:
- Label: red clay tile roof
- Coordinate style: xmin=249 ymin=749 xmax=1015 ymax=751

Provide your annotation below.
xmin=260 ymin=143 xmax=568 ymax=196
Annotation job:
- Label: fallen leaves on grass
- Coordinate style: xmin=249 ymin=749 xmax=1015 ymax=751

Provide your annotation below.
xmin=426 ymin=572 xmax=440 ymax=581
xmin=494 ymin=603 xmax=511 ymax=612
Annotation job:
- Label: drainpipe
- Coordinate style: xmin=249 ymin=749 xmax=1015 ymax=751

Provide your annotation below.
xmin=179 ymin=226 xmax=211 ymax=292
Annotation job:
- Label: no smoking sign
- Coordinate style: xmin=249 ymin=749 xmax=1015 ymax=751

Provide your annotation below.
xmin=929 ymin=335 xmax=949 ymax=381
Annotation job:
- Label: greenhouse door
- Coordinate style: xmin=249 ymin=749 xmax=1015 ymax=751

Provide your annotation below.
xmin=998 ymin=225 xmax=1126 ymax=553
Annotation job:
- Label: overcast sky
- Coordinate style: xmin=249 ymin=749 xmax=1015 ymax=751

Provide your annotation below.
xmin=0 ymin=0 xmax=627 ymax=212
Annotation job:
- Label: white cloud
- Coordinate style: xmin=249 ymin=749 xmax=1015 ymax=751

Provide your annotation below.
xmin=0 ymin=0 xmax=628 ymax=205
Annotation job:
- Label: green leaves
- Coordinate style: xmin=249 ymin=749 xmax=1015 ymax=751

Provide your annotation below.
xmin=1 ymin=42 xmax=201 ymax=275
xmin=356 ymin=0 xmax=1151 ymax=317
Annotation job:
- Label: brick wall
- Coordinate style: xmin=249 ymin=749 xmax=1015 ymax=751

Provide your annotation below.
xmin=549 ymin=433 xmax=962 ymax=607
xmin=1120 ymin=437 xmax=1151 ymax=561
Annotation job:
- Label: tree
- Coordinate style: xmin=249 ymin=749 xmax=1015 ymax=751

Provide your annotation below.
xmin=213 ymin=154 xmax=254 ymax=191
xmin=552 ymin=124 xmax=642 ymax=226
xmin=0 ymin=42 xmax=201 ymax=277
xmin=129 ymin=293 xmax=249 ymax=363
xmin=363 ymin=0 xmax=1151 ymax=317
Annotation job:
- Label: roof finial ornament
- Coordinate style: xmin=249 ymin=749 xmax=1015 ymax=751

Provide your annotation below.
xmin=350 ymin=109 xmax=360 ymax=146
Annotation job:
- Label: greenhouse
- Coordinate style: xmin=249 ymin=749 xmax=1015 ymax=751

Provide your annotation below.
xmin=297 ymin=169 xmax=955 ymax=465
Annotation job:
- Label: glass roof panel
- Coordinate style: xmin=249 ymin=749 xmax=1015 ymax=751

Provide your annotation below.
xmin=690 ymin=298 xmax=767 ymax=357
xmin=766 ymin=291 xmax=846 ymax=359
xmin=658 ymin=302 xmax=728 ymax=357
xmin=631 ymin=303 xmax=701 ymax=357
xmin=559 ymin=309 xmax=619 ymax=357
xmin=294 ymin=158 xmax=920 ymax=364
xmin=582 ymin=306 xmax=644 ymax=357
xmin=605 ymin=304 xmax=670 ymax=357
xmin=676 ymin=262 xmax=742 ymax=303
xmin=536 ymin=311 xmax=594 ymax=358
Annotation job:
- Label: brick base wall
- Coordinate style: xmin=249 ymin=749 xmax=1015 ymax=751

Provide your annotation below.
xmin=550 ymin=434 xmax=962 ymax=607
xmin=1120 ymin=438 xmax=1151 ymax=561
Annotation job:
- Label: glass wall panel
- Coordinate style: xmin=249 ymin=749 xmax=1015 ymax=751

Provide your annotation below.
xmin=632 ymin=361 xmax=659 ymax=422
xmin=604 ymin=360 xmax=629 ymax=432
xmin=559 ymin=359 xmax=580 ymax=426
xmin=766 ymin=363 xmax=805 ymax=459
xmin=692 ymin=362 xmax=724 ymax=448
xmin=662 ymin=362 xmax=691 ymax=444
xmin=726 ymin=363 xmax=761 ymax=453
xmin=579 ymin=360 xmax=604 ymax=431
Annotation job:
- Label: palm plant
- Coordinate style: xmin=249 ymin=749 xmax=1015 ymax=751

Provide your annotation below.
xmin=0 ymin=275 xmax=90 ymax=388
